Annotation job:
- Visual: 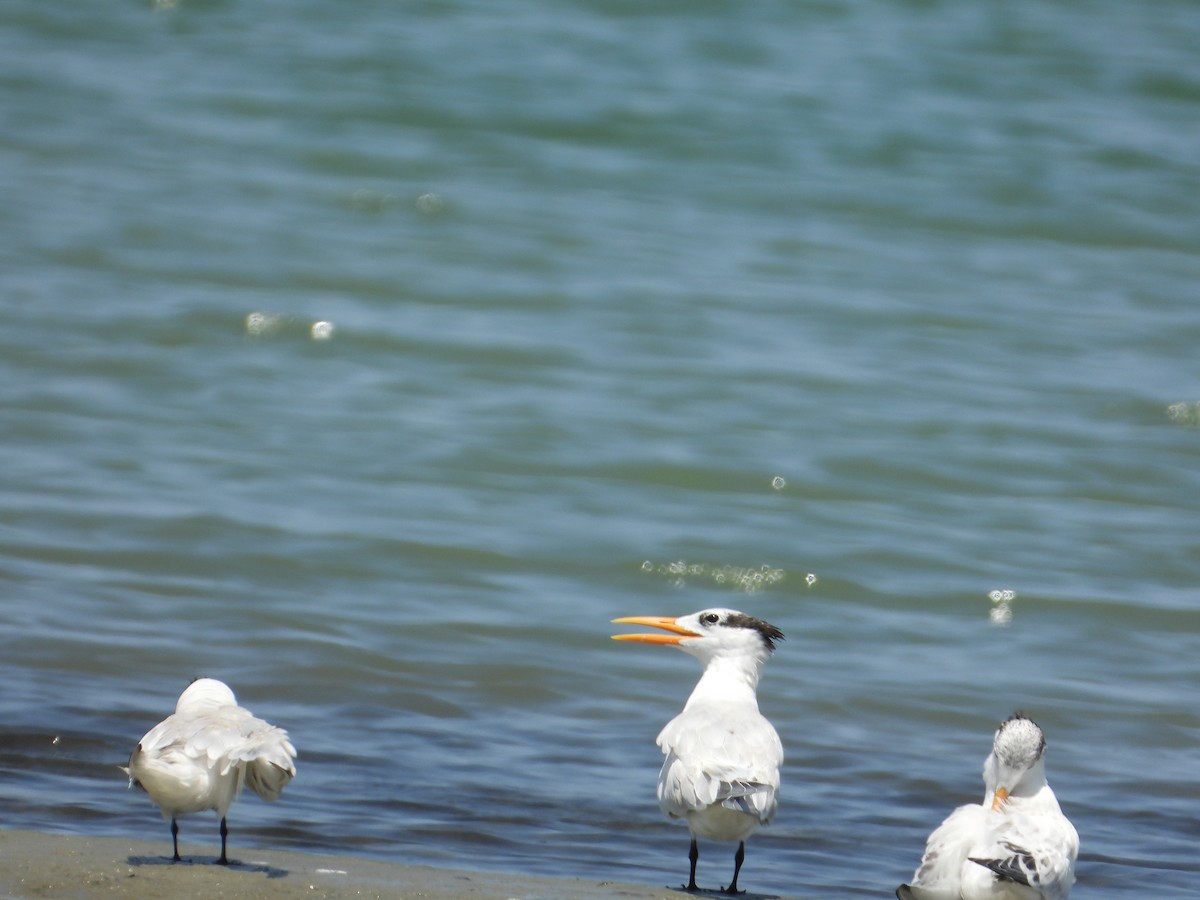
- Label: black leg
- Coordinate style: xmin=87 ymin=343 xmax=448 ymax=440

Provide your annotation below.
xmin=217 ymin=816 xmax=229 ymax=865
xmin=723 ymin=841 xmax=745 ymax=895
xmin=682 ymin=837 xmax=700 ymax=892
xmin=170 ymin=818 xmax=181 ymax=862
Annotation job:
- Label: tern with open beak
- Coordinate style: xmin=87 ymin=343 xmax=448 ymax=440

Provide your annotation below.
xmin=897 ymin=713 xmax=1078 ymax=900
xmin=123 ymin=678 xmax=297 ymax=865
xmin=612 ymin=608 xmax=784 ymax=894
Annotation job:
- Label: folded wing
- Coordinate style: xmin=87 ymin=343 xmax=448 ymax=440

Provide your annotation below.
xmin=656 ymin=704 xmax=782 ymax=823
xmin=969 ymin=806 xmax=1078 ymax=900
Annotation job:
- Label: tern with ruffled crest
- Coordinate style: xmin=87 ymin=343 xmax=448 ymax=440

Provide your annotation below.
xmin=612 ymin=608 xmax=784 ymax=894
xmin=124 ymin=678 xmax=297 ymax=864
xmin=897 ymin=713 xmax=1078 ymax=900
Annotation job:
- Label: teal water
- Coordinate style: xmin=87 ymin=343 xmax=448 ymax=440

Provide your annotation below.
xmin=2 ymin=1 xmax=1198 ymax=896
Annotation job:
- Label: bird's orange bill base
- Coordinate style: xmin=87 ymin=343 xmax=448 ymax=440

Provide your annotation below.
xmin=991 ymin=786 xmax=1009 ymax=812
xmin=611 ymin=616 xmax=701 ymax=644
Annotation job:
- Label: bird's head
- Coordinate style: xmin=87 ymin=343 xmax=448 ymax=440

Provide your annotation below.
xmin=611 ymin=607 xmax=783 ymax=666
xmin=984 ymin=713 xmax=1048 ymax=811
xmin=175 ymin=677 xmax=238 ymax=715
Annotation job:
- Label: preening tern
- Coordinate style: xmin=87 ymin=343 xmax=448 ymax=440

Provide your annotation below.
xmin=124 ymin=678 xmax=297 ymax=864
xmin=897 ymin=713 xmax=1078 ymax=900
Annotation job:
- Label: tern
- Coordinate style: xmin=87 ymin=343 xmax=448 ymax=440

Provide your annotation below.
xmin=896 ymin=713 xmax=1078 ymax=900
xmin=123 ymin=678 xmax=297 ymax=864
xmin=612 ymin=608 xmax=784 ymax=894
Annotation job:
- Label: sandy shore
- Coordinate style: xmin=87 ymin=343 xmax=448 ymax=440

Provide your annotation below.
xmin=0 ymin=830 xmax=803 ymax=900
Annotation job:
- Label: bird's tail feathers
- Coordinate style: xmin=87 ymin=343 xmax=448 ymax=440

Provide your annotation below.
xmin=122 ymin=745 xmax=144 ymax=791
xmin=118 ymin=765 xmax=140 ymax=791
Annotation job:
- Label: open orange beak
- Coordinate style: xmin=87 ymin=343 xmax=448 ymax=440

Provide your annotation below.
xmin=990 ymin=786 xmax=1009 ymax=812
xmin=611 ymin=616 xmax=701 ymax=646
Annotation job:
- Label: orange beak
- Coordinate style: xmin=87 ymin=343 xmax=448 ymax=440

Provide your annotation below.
xmin=611 ymin=616 xmax=700 ymax=646
xmin=990 ymin=786 xmax=1009 ymax=812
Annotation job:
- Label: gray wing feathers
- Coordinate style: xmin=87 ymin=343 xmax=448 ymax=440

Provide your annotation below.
xmin=244 ymin=753 xmax=295 ymax=801
xmin=971 ymin=845 xmax=1035 ymax=885
xmin=139 ymin=707 xmax=296 ymax=797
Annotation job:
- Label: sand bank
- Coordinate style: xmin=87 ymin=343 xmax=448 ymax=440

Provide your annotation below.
xmin=0 ymin=830 xmax=802 ymax=899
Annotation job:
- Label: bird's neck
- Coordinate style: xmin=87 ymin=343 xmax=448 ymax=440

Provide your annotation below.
xmin=684 ymin=654 xmax=765 ymax=708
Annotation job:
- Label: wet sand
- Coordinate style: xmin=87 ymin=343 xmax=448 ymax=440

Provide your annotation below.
xmin=0 ymin=830 xmax=803 ymax=899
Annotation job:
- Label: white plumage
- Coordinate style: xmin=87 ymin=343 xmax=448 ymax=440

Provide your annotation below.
xmin=897 ymin=714 xmax=1078 ymax=900
xmin=124 ymin=678 xmax=297 ymax=864
xmin=613 ymin=608 xmax=784 ymax=894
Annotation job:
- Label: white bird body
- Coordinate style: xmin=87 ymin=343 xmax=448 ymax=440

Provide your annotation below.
xmin=656 ymin=659 xmax=782 ymax=840
xmin=613 ymin=608 xmax=783 ymax=894
xmin=898 ymin=715 xmax=1078 ymax=900
xmin=125 ymin=678 xmax=297 ymax=864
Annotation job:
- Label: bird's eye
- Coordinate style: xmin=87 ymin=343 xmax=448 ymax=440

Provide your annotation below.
xmin=700 ymin=613 xmax=720 ymax=625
